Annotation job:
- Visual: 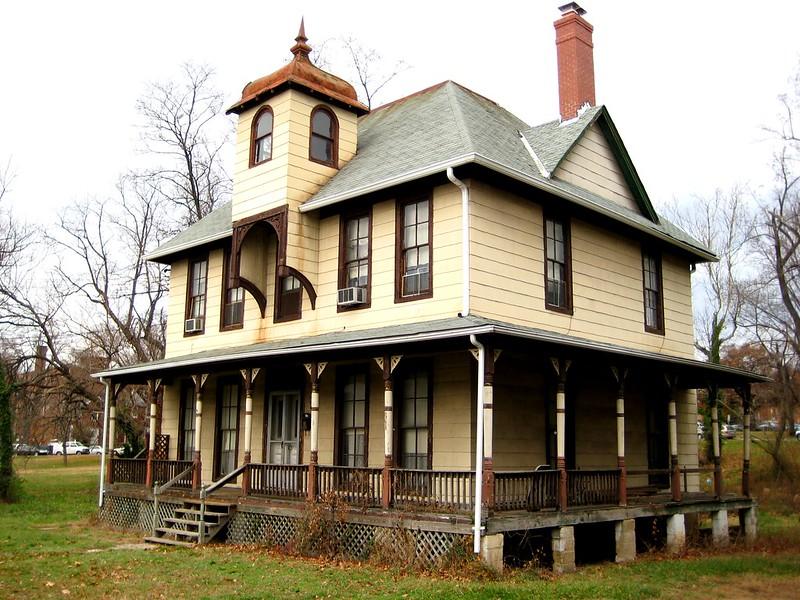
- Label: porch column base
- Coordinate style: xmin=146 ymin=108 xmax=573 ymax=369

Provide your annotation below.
xmin=242 ymin=451 xmax=251 ymax=496
xmin=615 ymin=519 xmax=636 ymax=563
xmin=145 ymin=449 xmax=154 ymax=488
xmin=711 ymin=509 xmax=729 ymax=547
xmin=482 ymin=457 xmax=495 ymax=513
xmin=308 ymin=452 xmax=317 ymax=503
xmin=551 ymin=526 xmax=576 ymax=574
xmin=666 ymin=514 xmax=686 ymax=554
xmin=382 ymin=456 xmax=392 ymax=509
xmin=192 ymin=452 xmax=202 ymax=491
xmin=739 ymin=507 xmax=757 ymax=544
xmin=480 ymin=532 xmax=504 ymax=573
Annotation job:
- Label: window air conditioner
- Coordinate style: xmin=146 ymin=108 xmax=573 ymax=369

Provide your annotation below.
xmin=337 ymin=287 xmax=367 ymax=306
xmin=184 ymin=317 xmax=204 ymax=332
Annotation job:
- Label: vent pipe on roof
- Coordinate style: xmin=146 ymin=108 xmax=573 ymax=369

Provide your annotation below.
xmin=554 ymin=2 xmax=596 ymax=121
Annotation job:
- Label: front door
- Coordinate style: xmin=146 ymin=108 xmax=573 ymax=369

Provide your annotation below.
xmin=267 ymin=391 xmax=301 ymax=464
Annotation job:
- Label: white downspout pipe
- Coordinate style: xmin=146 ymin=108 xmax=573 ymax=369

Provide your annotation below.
xmin=447 ymin=167 xmax=470 ymax=317
xmin=469 ymin=335 xmax=485 ymax=554
xmin=98 ymin=379 xmax=111 ymax=507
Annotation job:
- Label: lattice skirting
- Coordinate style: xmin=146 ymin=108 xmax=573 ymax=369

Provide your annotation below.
xmin=226 ymin=509 xmax=468 ymax=569
xmin=99 ymin=494 xmax=181 ymax=532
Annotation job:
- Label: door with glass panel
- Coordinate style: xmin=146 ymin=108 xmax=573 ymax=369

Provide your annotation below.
xmin=266 ymin=391 xmax=301 ymax=465
xmin=215 ymin=382 xmax=240 ymax=478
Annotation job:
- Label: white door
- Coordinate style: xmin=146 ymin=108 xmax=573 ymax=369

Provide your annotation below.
xmin=267 ymin=391 xmax=301 ymax=465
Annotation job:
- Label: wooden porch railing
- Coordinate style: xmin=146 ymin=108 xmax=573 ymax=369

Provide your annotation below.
xmin=494 ymin=469 xmax=559 ymax=511
xmin=151 ymin=460 xmax=193 ymax=488
xmin=110 ymin=458 xmax=147 ymax=485
xmin=567 ymin=469 xmax=620 ymax=506
xmin=391 ymin=469 xmax=476 ymax=513
xmin=248 ymin=463 xmax=309 ymax=499
xmin=316 ymin=465 xmax=383 ymax=507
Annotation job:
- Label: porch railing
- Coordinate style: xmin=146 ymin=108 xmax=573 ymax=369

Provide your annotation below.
xmin=391 ymin=469 xmax=475 ymax=513
xmin=248 ymin=463 xmax=309 ymax=499
xmin=151 ymin=460 xmax=193 ymax=488
xmin=316 ymin=465 xmax=383 ymax=507
xmin=567 ymin=469 xmax=620 ymax=506
xmin=494 ymin=469 xmax=559 ymax=511
xmin=110 ymin=458 xmax=147 ymax=485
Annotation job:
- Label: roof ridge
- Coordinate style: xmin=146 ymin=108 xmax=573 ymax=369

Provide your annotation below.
xmin=445 ymin=82 xmax=476 ymax=154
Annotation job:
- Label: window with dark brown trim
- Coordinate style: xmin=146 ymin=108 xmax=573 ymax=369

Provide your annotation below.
xmin=396 ymin=196 xmax=433 ymax=302
xmin=275 ymin=275 xmax=302 ymax=322
xmin=336 ymin=369 xmax=368 ymax=467
xmin=543 ymin=214 xmax=573 ymax=314
xmin=220 ymin=251 xmax=244 ymax=330
xmin=184 ymin=256 xmax=208 ymax=335
xmin=178 ymin=383 xmax=196 ymax=462
xmin=338 ymin=210 xmax=371 ymax=310
xmin=309 ymin=106 xmax=338 ymax=168
xmin=642 ymin=250 xmax=665 ymax=334
xmin=250 ymin=106 xmax=273 ymax=167
xmin=397 ymin=365 xmax=432 ymax=469
xmin=215 ymin=380 xmax=241 ymax=478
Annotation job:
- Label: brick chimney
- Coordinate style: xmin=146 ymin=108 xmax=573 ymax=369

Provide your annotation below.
xmin=554 ymin=3 xmax=595 ymax=121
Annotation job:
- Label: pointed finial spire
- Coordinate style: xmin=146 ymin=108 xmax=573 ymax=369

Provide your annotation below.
xmin=291 ymin=17 xmax=312 ymax=59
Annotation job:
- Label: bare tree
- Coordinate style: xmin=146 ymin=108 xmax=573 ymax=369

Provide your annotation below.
xmin=135 ymin=63 xmax=232 ymax=226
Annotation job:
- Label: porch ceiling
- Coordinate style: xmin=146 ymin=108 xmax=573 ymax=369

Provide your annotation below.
xmin=92 ymin=315 xmax=767 ymax=388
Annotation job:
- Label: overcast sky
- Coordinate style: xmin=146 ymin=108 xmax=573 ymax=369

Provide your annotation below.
xmin=2 ymin=1 xmax=799 ymax=224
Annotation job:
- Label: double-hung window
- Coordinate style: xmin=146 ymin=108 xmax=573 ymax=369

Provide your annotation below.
xmin=185 ymin=257 xmax=208 ymax=334
xmin=338 ymin=211 xmax=371 ymax=309
xmin=338 ymin=370 xmax=368 ymax=467
xmin=179 ymin=384 xmax=196 ymax=462
xmin=309 ymin=106 xmax=338 ymax=167
xmin=543 ymin=215 xmax=573 ymax=314
xmin=398 ymin=366 xmax=431 ymax=469
xmin=251 ymin=107 xmax=273 ymax=166
xmin=275 ymin=275 xmax=302 ymax=322
xmin=642 ymin=250 xmax=664 ymax=334
xmin=221 ymin=251 xmax=244 ymax=329
xmin=397 ymin=197 xmax=432 ymax=301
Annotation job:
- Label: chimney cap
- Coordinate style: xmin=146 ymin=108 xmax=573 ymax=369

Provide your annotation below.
xmin=558 ymin=2 xmax=587 ymax=17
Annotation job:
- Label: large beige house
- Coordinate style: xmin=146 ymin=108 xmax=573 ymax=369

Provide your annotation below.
xmin=96 ymin=5 xmax=762 ymax=571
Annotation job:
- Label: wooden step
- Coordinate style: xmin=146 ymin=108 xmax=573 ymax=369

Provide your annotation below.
xmin=156 ymin=527 xmax=200 ymax=539
xmin=144 ymin=536 xmax=195 ymax=548
xmin=163 ymin=517 xmax=213 ymax=529
xmin=175 ymin=508 xmax=228 ymax=519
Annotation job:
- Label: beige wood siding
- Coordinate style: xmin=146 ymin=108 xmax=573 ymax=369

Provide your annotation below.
xmin=165 ymin=183 xmax=464 ymax=357
xmin=553 ymin=123 xmax=639 ymax=212
xmin=468 ymin=181 xmax=695 ymax=358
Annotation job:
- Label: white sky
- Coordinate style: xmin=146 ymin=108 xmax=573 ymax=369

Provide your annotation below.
xmin=2 ymin=0 xmax=799 ymax=223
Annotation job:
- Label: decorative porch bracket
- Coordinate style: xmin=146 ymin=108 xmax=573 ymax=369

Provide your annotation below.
xmin=303 ymin=362 xmax=327 ymax=502
xmin=191 ymin=374 xmax=209 ymax=490
xmin=550 ymin=358 xmax=571 ymax=511
xmin=239 ymin=368 xmax=261 ymax=495
xmin=374 ymin=355 xmax=402 ymax=508
xmin=610 ymin=366 xmax=628 ymax=506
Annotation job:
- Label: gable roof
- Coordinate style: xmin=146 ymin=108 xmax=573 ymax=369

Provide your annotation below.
xmin=147 ymin=81 xmax=713 ymax=264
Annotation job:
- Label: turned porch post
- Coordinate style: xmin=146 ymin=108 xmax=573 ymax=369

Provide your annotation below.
xmin=304 ymin=362 xmax=327 ymax=503
xmin=191 ymin=374 xmax=209 ymax=490
xmin=552 ymin=358 xmax=571 ymax=511
xmin=612 ymin=367 xmax=628 ymax=506
xmin=145 ymin=379 xmax=162 ymax=488
xmin=740 ymin=384 xmax=752 ymax=497
xmin=665 ymin=375 xmax=681 ymax=502
xmin=710 ymin=384 xmax=723 ymax=498
xmin=482 ymin=348 xmax=497 ymax=512
xmin=374 ymin=355 xmax=401 ymax=509
xmin=105 ymin=382 xmax=121 ymax=485
xmin=240 ymin=368 xmax=260 ymax=496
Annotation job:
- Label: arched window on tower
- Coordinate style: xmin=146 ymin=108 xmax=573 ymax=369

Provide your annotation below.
xmin=309 ymin=106 xmax=338 ymax=167
xmin=251 ymin=107 xmax=274 ymax=166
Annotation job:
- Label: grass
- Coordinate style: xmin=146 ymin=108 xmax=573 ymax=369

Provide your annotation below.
xmin=0 ymin=454 xmax=798 ymax=599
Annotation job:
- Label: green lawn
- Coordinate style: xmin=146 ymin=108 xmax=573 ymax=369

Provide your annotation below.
xmin=0 ymin=455 xmax=798 ymax=599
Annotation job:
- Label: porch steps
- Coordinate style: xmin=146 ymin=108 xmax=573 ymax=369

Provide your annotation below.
xmin=145 ymin=499 xmax=236 ymax=547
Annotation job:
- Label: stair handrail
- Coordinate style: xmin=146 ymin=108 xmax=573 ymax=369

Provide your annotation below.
xmin=198 ymin=464 xmax=247 ymax=545
xmin=151 ymin=464 xmax=194 ymax=537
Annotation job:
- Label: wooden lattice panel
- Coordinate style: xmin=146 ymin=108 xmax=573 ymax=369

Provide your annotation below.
xmin=99 ymin=494 xmax=180 ymax=533
xmin=154 ymin=434 xmax=170 ymax=460
xmin=226 ymin=512 xmax=298 ymax=547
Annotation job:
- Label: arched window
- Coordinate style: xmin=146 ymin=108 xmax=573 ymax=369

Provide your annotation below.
xmin=309 ymin=106 xmax=338 ymax=167
xmin=251 ymin=107 xmax=273 ymax=166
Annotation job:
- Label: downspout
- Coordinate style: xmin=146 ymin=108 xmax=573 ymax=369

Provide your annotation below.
xmin=469 ymin=335 xmax=485 ymax=554
xmin=447 ymin=167 xmax=470 ymax=317
xmin=98 ymin=379 xmax=111 ymax=507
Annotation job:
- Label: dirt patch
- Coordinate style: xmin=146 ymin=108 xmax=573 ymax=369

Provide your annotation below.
xmin=663 ymin=573 xmax=800 ymax=600
xmin=86 ymin=542 xmax=156 ymax=553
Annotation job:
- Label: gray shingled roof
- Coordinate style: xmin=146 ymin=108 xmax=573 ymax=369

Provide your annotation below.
xmin=146 ymin=81 xmax=712 ymax=262
xmin=94 ymin=314 xmax=767 ymax=385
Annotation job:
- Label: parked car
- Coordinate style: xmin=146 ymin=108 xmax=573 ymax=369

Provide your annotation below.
xmin=756 ymin=421 xmax=777 ymax=431
xmin=721 ymin=424 xmax=736 ymax=439
xmin=697 ymin=421 xmax=705 ymax=440
xmin=49 ymin=440 xmax=90 ymax=455
xmin=795 ymin=424 xmax=800 ymax=440
xmin=14 ymin=443 xmax=49 ymax=456
xmin=89 ymin=445 xmax=103 ymax=455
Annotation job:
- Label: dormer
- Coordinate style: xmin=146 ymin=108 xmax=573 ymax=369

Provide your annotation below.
xmin=226 ymin=20 xmax=369 ymax=224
